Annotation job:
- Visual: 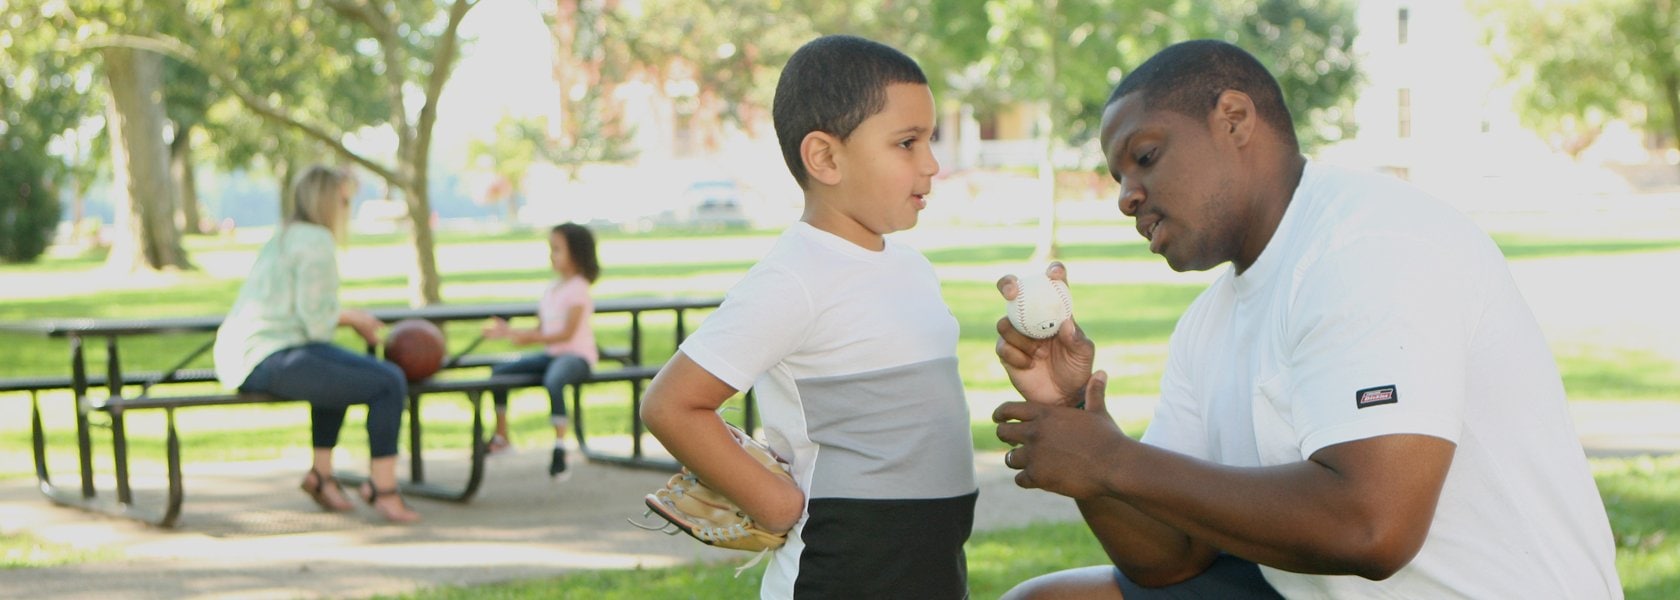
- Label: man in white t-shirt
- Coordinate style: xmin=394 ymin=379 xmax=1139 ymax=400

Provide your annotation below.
xmin=991 ymin=39 xmax=1622 ymax=599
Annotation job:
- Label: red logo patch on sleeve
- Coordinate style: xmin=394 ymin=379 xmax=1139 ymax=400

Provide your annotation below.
xmin=1356 ymin=385 xmax=1398 ymax=409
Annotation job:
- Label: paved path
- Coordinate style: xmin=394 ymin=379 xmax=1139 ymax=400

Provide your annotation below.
xmin=0 ymin=443 xmax=1084 ymax=599
xmin=1 ymin=398 xmax=1675 ymax=599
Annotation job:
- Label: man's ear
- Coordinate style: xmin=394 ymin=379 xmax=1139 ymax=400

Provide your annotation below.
xmin=1212 ymin=89 xmax=1257 ymax=148
xmin=801 ymin=131 xmax=844 ymax=186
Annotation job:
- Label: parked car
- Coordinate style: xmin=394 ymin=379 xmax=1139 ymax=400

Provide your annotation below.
xmin=643 ymin=180 xmax=755 ymax=231
xmin=353 ymin=198 xmax=410 ymax=234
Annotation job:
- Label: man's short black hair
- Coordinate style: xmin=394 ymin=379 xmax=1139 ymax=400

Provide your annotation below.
xmin=1108 ymin=40 xmax=1298 ymax=149
xmin=772 ymin=34 xmax=928 ymax=188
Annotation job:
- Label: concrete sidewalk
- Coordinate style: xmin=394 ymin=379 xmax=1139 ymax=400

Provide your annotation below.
xmin=1 ymin=399 xmax=1675 ymax=599
xmin=0 ymin=444 xmax=1085 ymax=599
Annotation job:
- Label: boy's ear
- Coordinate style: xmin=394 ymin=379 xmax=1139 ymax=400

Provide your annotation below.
xmin=801 ymin=131 xmax=844 ymax=186
xmin=1211 ymin=89 xmax=1256 ymax=148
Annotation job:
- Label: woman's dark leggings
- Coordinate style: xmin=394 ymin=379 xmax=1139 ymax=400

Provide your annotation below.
xmin=489 ymin=352 xmax=591 ymax=418
xmin=241 ymin=342 xmax=408 ymax=458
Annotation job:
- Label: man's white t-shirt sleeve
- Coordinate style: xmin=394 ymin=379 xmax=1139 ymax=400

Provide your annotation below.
xmin=680 ymin=265 xmax=814 ymax=391
xmin=1285 ymin=233 xmax=1470 ymax=458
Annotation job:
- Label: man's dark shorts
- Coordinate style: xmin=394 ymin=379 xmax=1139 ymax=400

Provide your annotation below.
xmin=1113 ymin=554 xmax=1283 ymax=599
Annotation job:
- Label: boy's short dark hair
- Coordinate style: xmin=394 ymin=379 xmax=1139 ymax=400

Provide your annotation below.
xmin=772 ymin=34 xmax=928 ymax=188
xmin=1108 ymin=40 xmax=1298 ymax=150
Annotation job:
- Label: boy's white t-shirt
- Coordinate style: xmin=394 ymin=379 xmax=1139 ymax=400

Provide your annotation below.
xmin=680 ymin=221 xmax=976 ymax=599
xmin=1143 ymin=163 xmax=1621 ymax=598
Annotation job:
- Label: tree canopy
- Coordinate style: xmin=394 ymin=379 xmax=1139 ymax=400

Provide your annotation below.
xmin=4 ymin=0 xmax=1367 ymax=275
xmin=1474 ymin=0 xmax=1680 ymax=159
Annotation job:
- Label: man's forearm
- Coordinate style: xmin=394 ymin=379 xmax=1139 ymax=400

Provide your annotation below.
xmin=1106 ymin=435 xmax=1451 ymax=580
xmin=1077 ymin=495 xmax=1217 ymax=587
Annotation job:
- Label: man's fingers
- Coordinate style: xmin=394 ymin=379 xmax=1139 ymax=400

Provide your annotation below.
xmin=1057 ymin=314 xmax=1088 ymax=346
xmin=995 ymin=421 xmax=1029 ymax=449
xmin=992 ymin=402 xmax=1016 ymax=424
xmin=995 ymin=274 xmax=1020 ymax=300
xmin=994 ymin=319 xmax=1040 ymax=367
xmin=992 ymin=400 xmax=1045 ymax=425
xmin=1045 ymin=261 xmax=1069 ymax=284
xmin=995 ymin=336 xmax=1032 ymax=369
xmin=995 ymin=317 xmax=1018 ymax=339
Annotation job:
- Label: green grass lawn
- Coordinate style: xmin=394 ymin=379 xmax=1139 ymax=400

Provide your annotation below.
xmin=2 ymin=227 xmax=1677 ymax=597
xmin=0 ymin=531 xmax=115 ymax=570
xmin=384 ymin=455 xmax=1680 ymax=600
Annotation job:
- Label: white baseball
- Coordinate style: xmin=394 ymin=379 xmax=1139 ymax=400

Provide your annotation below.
xmin=1007 ymin=272 xmax=1074 ymax=339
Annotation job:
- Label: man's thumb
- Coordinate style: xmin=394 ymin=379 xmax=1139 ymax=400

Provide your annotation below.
xmin=1084 ymin=370 xmax=1109 ymax=414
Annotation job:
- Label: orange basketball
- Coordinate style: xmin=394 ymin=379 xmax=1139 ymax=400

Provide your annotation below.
xmin=384 ymin=318 xmax=446 ymax=382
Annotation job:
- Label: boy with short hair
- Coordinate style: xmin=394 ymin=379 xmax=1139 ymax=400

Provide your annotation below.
xmin=640 ymin=34 xmax=976 ymax=598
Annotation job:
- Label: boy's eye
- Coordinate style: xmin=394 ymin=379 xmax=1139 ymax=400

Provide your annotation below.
xmin=1136 ymin=148 xmax=1157 ymax=167
xmin=899 ymin=138 xmax=916 ymax=149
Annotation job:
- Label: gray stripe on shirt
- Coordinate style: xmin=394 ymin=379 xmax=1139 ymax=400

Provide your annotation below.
xmin=798 ymin=357 xmax=977 ymax=499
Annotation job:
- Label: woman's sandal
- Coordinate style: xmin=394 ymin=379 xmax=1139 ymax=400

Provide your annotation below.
xmin=483 ymin=434 xmax=512 ymax=455
xmin=359 ymin=481 xmax=422 ymax=524
xmin=299 ymin=469 xmax=353 ymax=513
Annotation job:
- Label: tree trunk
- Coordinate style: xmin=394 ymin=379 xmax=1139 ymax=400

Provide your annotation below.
xmin=277 ymin=158 xmax=296 ymax=224
xmin=1662 ymin=70 xmax=1680 ymax=181
xmin=1030 ymin=0 xmax=1061 ymax=263
xmin=549 ymin=0 xmax=579 ymax=147
xmin=394 ymin=0 xmax=474 ymax=307
xmin=408 ymin=183 xmax=442 ymax=306
xmin=103 ymin=46 xmax=191 ymax=272
xmin=170 ymin=124 xmax=205 ymax=234
xmin=1030 ymin=112 xmax=1061 ymax=263
xmin=69 ymin=136 xmax=93 ymax=245
xmin=397 ymin=134 xmax=442 ymax=306
xmin=71 ymin=189 xmax=87 ymax=244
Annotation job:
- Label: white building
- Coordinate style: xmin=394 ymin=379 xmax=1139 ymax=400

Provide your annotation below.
xmin=1318 ymin=0 xmax=1664 ymax=210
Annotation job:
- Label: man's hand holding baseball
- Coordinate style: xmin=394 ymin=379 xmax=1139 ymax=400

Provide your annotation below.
xmin=995 ymin=262 xmax=1095 ymax=407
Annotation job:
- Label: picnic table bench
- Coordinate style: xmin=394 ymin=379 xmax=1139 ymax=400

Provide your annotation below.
xmin=0 ymin=296 xmax=739 ymax=527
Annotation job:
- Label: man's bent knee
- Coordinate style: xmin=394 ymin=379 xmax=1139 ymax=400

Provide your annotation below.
xmin=1002 ymin=566 xmax=1126 ymax=600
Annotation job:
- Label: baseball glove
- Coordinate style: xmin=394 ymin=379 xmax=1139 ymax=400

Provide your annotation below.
xmin=633 ymin=423 xmax=793 ymax=554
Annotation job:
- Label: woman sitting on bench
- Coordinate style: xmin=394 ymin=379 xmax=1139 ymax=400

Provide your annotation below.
xmin=212 ymin=165 xmax=420 ymax=524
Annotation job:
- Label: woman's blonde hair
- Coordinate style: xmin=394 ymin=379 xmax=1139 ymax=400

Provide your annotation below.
xmin=290 ymin=165 xmax=355 ymax=243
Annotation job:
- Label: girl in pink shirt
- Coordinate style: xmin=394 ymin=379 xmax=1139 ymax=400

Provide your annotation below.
xmin=481 ymin=223 xmax=600 ymax=478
